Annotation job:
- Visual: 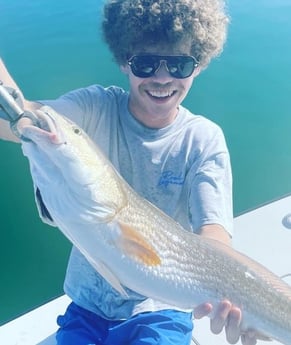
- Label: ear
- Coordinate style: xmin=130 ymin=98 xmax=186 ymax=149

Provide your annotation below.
xmin=193 ymin=66 xmax=202 ymax=78
xmin=120 ymin=64 xmax=130 ymax=75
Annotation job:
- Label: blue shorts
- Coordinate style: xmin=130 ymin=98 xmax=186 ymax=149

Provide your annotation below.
xmin=56 ymin=302 xmax=193 ymax=345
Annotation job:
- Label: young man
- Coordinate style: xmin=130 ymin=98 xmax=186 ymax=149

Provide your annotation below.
xmin=0 ymin=0 xmax=258 ymax=344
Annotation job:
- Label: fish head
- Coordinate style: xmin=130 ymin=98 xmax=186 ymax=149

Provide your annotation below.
xmin=19 ymin=106 xmax=103 ymax=185
xmin=19 ymin=106 xmax=126 ymax=222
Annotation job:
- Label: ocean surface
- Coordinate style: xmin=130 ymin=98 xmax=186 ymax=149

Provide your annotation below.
xmin=0 ymin=0 xmax=291 ymax=324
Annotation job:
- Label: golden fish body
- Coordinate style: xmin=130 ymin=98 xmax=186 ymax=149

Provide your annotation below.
xmin=19 ymin=106 xmax=291 ymax=344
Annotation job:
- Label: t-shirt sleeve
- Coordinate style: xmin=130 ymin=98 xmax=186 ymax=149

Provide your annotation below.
xmin=41 ymin=86 xmax=94 ymax=127
xmin=188 ymin=127 xmax=233 ymax=235
xmin=39 ymin=85 xmax=123 ymax=135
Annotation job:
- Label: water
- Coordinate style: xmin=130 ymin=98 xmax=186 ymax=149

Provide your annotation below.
xmin=0 ymin=0 xmax=291 ymax=324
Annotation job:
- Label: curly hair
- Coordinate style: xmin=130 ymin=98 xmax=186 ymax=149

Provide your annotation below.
xmin=102 ymin=0 xmax=229 ymax=68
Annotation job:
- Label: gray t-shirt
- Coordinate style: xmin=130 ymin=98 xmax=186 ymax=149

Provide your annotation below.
xmin=43 ymin=84 xmax=233 ymax=319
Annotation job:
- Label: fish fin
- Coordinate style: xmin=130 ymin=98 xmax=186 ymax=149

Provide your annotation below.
xmin=243 ymin=330 xmax=272 ymax=342
xmin=89 ymin=258 xmax=128 ymax=298
xmin=254 ymin=332 xmax=272 ymax=342
xmin=117 ymin=221 xmax=161 ymax=266
xmin=257 ymin=335 xmax=272 ymax=342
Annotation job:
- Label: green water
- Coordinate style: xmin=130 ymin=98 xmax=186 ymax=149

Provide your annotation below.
xmin=0 ymin=0 xmax=291 ymax=324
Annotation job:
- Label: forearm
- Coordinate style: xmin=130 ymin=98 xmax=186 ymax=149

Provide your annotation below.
xmin=0 ymin=58 xmax=23 ymax=90
xmin=199 ymin=223 xmax=232 ymax=246
xmin=0 ymin=58 xmax=40 ymax=142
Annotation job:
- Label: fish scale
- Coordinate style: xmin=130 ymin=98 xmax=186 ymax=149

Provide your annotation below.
xmin=15 ymin=106 xmax=291 ymax=344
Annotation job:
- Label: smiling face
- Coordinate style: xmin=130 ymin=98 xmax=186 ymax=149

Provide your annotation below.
xmin=121 ymin=40 xmax=201 ymax=129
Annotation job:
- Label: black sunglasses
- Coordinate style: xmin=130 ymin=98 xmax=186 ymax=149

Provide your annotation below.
xmin=127 ymin=55 xmax=199 ymax=79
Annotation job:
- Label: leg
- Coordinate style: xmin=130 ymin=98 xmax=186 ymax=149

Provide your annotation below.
xmin=56 ymin=302 xmax=110 ymax=345
xmin=106 ymin=309 xmax=193 ymax=345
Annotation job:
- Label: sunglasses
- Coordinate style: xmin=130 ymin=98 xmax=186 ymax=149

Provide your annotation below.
xmin=127 ymin=55 xmax=199 ymax=79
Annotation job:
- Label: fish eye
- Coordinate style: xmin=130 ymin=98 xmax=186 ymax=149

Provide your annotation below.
xmin=72 ymin=126 xmax=82 ymax=135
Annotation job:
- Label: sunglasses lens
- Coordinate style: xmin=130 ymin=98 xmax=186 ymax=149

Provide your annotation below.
xmin=129 ymin=56 xmax=159 ymax=78
xmin=128 ymin=55 xmax=198 ymax=79
xmin=166 ymin=56 xmax=196 ymax=78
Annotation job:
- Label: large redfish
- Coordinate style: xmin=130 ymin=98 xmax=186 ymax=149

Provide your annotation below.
xmin=16 ymin=106 xmax=291 ymax=345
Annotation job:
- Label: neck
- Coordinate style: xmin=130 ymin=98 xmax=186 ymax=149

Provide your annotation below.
xmin=128 ymin=103 xmax=179 ymax=129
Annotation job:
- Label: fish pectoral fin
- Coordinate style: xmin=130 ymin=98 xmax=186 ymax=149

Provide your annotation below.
xmin=253 ymin=332 xmax=272 ymax=342
xmin=241 ymin=330 xmax=272 ymax=342
xmin=117 ymin=221 xmax=161 ymax=266
xmin=89 ymin=258 xmax=128 ymax=298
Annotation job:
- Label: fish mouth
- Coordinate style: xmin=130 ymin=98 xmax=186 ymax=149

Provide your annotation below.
xmin=17 ymin=108 xmax=62 ymax=144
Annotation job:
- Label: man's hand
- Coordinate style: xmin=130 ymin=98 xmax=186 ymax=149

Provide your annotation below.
xmin=193 ymin=300 xmax=258 ymax=345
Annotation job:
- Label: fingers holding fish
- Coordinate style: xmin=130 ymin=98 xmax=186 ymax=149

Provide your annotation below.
xmin=224 ymin=305 xmax=242 ymax=344
xmin=241 ymin=332 xmax=257 ymax=345
xmin=193 ymin=300 xmax=241 ymax=342
xmin=193 ymin=302 xmax=213 ymax=319
xmin=194 ymin=300 xmax=257 ymax=345
xmin=210 ymin=300 xmax=234 ymax=335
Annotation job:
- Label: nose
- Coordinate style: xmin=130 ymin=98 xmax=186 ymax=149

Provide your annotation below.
xmin=154 ymin=61 xmax=173 ymax=80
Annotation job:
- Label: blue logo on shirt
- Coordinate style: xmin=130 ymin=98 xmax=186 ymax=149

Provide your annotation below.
xmin=158 ymin=171 xmax=185 ymax=187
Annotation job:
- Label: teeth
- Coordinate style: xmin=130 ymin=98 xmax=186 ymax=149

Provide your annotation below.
xmin=148 ymin=90 xmax=174 ymax=98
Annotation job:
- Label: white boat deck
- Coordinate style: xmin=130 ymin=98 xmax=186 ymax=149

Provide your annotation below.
xmin=0 ymin=295 xmax=71 ymax=345
xmin=1 ymin=195 xmax=291 ymax=345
